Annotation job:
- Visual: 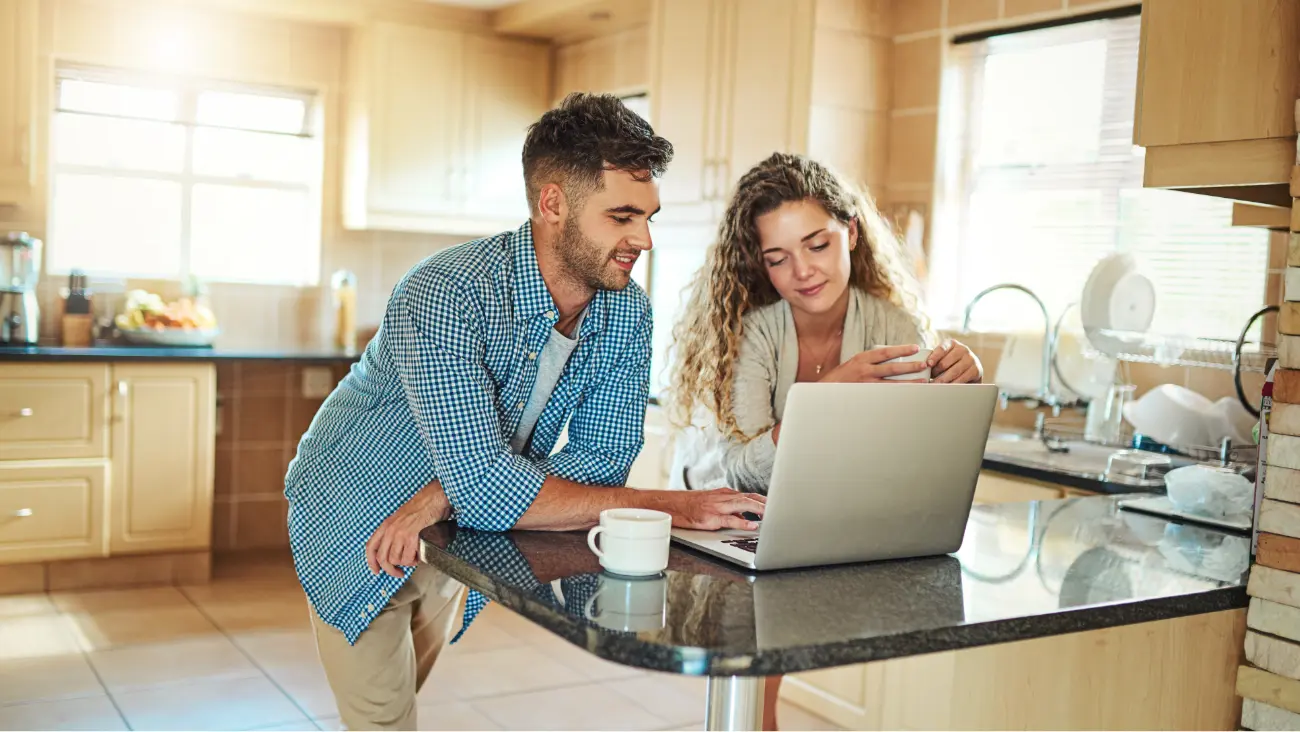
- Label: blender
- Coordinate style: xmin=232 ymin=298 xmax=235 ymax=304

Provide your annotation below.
xmin=0 ymin=232 xmax=41 ymax=345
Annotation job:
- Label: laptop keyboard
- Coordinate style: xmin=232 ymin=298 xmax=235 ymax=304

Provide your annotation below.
xmin=723 ymin=538 xmax=758 ymax=554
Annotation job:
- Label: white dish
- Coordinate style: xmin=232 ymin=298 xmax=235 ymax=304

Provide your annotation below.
xmin=1080 ymin=253 xmax=1156 ymax=357
xmin=120 ymin=328 xmax=219 ymax=347
xmin=1121 ymin=383 xmax=1212 ymax=449
xmin=1204 ymin=396 xmax=1256 ymax=446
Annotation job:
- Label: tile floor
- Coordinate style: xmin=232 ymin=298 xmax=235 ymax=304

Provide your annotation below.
xmin=0 ymin=554 xmax=841 ymax=731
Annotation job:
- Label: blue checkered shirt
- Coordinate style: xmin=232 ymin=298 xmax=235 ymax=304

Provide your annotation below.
xmin=285 ymin=222 xmax=653 ymax=644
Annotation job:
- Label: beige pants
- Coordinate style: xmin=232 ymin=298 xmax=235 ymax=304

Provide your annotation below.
xmin=311 ymin=566 xmax=466 ymax=731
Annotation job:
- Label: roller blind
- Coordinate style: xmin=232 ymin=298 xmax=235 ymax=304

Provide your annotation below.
xmin=930 ymin=14 xmax=1268 ymax=341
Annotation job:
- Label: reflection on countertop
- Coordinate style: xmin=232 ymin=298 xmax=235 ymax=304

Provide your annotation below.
xmin=984 ymin=428 xmax=1178 ymax=495
xmin=419 ymin=495 xmax=1248 ymax=676
xmin=0 ymin=344 xmax=362 ymax=362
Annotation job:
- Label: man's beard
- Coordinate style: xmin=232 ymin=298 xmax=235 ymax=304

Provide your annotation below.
xmin=557 ymin=215 xmax=630 ymax=292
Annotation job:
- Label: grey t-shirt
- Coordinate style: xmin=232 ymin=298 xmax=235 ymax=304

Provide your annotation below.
xmin=509 ymin=313 xmax=584 ymax=455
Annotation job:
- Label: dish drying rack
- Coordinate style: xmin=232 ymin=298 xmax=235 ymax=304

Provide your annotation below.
xmin=1081 ymin=328 xmax=1276 ymax=373
xmin=1038 ymin=417 xmax=1258 ymax=470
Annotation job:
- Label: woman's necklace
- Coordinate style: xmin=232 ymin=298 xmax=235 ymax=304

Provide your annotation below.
xmin=801 ymin=330 xmax=843 ymax=376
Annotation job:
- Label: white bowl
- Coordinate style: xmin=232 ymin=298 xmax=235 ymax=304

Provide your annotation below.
xmin=1204 ymin=396 xmax=1257 ymax=446
xmin=1122 ymin=383 xmax=1213 ymax=449
xmin=120 ymin=328 xmax=219 ymax=348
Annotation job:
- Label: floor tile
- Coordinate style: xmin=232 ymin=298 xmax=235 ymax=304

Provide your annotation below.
xmin=445 ymin=619 xmax=526 ymax=656
xmin=112 ymin=675 xmax=309 ymax=731
xmin=231 ymin=629 xmax=321 ymax=673
xmin=529 ymin=633 xmax=647 ymax=682
xmin=264 ymin=663 xmax=338 ymax=719
xmin=775 ymin=701 xmax=844 ymax=731
xmin=0 ymin=614 xmax=83 ymax=660
xmin=425 ymin=645 xmax=589 ymax=701
xmin=416 ymin=701 xmax=500 ymax=731
xmin=607 ymin=673 xmax=708 ymax=728
xmin=0 ymin=652 xmax=104 ymax=705
xmin=0 ymin=695 xmax=127 ymax=731
xmin=0 ymin=593 xmax=57 ymax=619
xmin=198 ymin=596 xmax=313 ymax=633
xmin=470 ymin=681 xmax=668 ymax=731
xmin=64 ymin=604 xmax=222 ymax=651
xmin=88 ymin=635 xmax=262 ymax=692
xmin=247 ymin=723 xmax=318 ymax=732
xmin=51 ymin=586 xmax=193 ymax=615
xmin=312 ymin=715 xmax=342 ymax=731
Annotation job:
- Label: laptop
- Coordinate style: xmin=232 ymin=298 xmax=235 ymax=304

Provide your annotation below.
xmin=671 ymin=382 xmax=999 ymax=571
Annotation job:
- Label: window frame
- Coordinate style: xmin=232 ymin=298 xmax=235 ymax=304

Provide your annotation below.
xmin=48 ymin=65 xmax=325 ymax=286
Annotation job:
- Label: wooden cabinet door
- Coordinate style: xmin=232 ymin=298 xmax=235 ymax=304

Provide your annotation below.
xmin=109 ymin=364 xmax=215 ymax=554
xmin=1134 ymin=0 xmax=1299 ymax=146
xmin=356 ymin=23 xmax=465 ymax=225
xmin=719 ymin=0 xmax=814 ymax=187
xmin=973 ymin=471 xmax=1065 ymax=504
xmin=649 ymin=0 xmax=722 ymax=212
xmin=460 ymin=35 xmax=550 ymax=224
xmin=0 ymin=363 xmax=108 ymax=461
xmin=0 ymin=0 xmax=36 ymax=204
xmin=0 ymin=461 xmax=108 ymax=564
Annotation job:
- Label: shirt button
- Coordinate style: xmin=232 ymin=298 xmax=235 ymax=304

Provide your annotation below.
xmin=367 ymin=603 xmax=375 ymax=612
xmin=545 ymin=310 xmax=555 ymax=319
xmin=528 ymin=352 xmax=537 ymax=360
xmin=516 ymin=402 xmax=525 ymax=410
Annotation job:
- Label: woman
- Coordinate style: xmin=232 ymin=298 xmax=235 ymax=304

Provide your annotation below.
xmin=665 ymin=152 xmax=982 ymax=729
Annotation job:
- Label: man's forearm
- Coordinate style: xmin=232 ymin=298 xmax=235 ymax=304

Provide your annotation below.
xmin=511 ymin=476 xmax=670 ymax=531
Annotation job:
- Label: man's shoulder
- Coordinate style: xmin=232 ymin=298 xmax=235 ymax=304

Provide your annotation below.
xmin=395 ymin=229 xmax=516 ymax=304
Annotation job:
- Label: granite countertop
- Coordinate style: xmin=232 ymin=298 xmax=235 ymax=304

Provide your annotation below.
xmin=419 ymin=495 xmax=1248 ymax=676
xmin=0 ymin=345 xmax=362 ymax=362
xmin=983 ymin=429 xmax=1182 ymax=496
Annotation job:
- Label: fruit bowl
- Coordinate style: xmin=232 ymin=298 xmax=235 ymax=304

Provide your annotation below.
xmin=119 ymin=328 xmax=219 ymax=348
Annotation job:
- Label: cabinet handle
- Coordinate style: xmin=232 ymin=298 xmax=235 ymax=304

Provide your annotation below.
xmin=17 ymin=124 xmax=29 ymax=169
xmin=118 ymin=381 xmax=128 ymax=397
xmin=12 ymin=508 xmax=32 ymax=518
xmin=16 ymin=408 xmax=32 ymax=417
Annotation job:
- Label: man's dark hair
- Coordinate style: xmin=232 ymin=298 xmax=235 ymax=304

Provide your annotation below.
xmin=522 ymin=92 xmax=673 ymax=212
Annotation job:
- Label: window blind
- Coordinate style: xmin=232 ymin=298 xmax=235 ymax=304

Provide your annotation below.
xmin=929 ymin=14 xmax=1268 ymax=341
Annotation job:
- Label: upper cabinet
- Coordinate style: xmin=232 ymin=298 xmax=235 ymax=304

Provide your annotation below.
xmin=648 ymin=0 xmax=814 ymax=225
xmin=1134 ymin=0 xmax=1299 ymax=206
xmin=0 ymin=0 xmax=36 ymax=205
xmin=342 ymin=23 xmax=551 ymax=235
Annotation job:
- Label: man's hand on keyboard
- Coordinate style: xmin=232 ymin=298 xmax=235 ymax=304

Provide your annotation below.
xmin=651 ymin=488 xmax=766 ymax=532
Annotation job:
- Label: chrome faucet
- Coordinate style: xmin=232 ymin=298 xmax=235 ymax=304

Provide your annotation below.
xmin=961 ymin=283 xmax=1068 ymax=411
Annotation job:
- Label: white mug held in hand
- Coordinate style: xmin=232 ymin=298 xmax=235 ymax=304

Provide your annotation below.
xmin=873 ymin=345 xmax=933 ymax=382
xmin=586 ymin=508 xmax=672 ymax=577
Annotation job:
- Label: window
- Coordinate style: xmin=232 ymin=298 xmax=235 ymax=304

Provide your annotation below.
xmin=49 ymin=68 xmax=324 ymax=285
xmin=930 ymin=15 xmax=1268 ymax=340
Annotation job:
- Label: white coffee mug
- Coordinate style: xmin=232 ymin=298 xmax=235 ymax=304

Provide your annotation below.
xmin=584 ymin=574 xmax=668 ymax=632
xmin=586 ymin=508 xmax=671 ymax=577
xmin=877 ymin=346 xmax=933 ymax=381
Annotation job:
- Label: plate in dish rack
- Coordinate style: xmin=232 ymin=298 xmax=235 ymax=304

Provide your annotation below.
xmin=119 ymin=328 xmax=219 ymax=347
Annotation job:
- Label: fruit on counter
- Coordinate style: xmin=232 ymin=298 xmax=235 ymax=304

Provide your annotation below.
xmin=115 ymin=289 xmax=218 ymax=331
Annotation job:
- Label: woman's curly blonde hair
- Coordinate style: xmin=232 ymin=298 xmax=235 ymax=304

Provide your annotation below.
xmin=665 ymin=152 xmax=930 ymax=441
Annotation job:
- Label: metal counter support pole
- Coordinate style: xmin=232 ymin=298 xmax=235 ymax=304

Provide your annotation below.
xmin=705 ymin=676 xmax=764 ymax=731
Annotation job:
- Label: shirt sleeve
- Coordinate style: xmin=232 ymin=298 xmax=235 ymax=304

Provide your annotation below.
xmin=719 ymin=320 xmax=781 ymax=495
xmin=536 ymin=306 xmax=653 ymax=487
xmin=387 ymin=273 xmax=545 ymax=532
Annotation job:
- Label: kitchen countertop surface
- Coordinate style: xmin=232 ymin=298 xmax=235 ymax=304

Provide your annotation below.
xmin=0 ymin=344 xmax=362 ymax=362
xmin=419 ymin=495 xmax=1248 ymax=676
xmin=983 ymin=429 xmax=1181 ymax=495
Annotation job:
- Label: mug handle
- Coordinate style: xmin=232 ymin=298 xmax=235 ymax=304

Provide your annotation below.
xmin=584 ymin=588 xmax=604 ymax=620
xmin=587 ymin=525 xmax=605 ymax=558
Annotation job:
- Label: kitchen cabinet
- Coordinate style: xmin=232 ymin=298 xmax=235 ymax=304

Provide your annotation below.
xmin=0 ymin=0 xmax=36 ymax=205
xmin=1134 ymin=0 xmax=1300 ymax=206
xmin=0 ymin=364 xmax=109 ymax=461
xmin=648 ymin=0 xmax=814 ymax=225
xmin=626 ymin=405 xmax=674 ymax=490
xmin=973 ymin=470 xmax=1066 ymax=504
xmin=0 ymin=462 xmax=109 ymax=564
xmin=109 ymin=364 xmax=215 ymax=554
xmin=343 ymin=22 xmax=551 ymax=235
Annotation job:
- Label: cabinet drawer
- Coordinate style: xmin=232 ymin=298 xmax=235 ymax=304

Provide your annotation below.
xmin=0 ymin=364 xmax=109 ymax=460
xmin=0 ymin=461 xmax=108 ymax=564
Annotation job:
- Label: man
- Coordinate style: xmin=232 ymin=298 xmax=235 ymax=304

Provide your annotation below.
xmin=285 ymin=93 xmax=767 ymax=730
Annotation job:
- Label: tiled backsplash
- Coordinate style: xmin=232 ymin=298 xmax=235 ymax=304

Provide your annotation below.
xmin=213 ymin=360 xmax=352 ymax=553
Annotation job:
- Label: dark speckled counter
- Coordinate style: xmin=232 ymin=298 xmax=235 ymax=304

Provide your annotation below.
xmin=0 ymin=345 xmax=361 ymax=362
xmin=419 ymin=495 xmax=1247 ymax=678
